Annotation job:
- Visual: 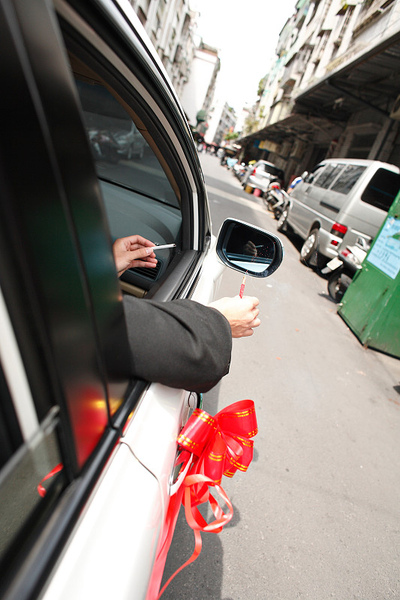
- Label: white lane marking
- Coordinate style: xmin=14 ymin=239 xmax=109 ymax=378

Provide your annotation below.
xmin=206 ymin=185 xmax=267 ymax=214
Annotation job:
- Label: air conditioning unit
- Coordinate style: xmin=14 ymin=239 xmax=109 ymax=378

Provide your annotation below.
xmin=390 ymin=95 xmax=400 ymax=119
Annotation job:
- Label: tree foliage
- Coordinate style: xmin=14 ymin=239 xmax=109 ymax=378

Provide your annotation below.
xmin=224 ymin=131 xmax=239 ymax=140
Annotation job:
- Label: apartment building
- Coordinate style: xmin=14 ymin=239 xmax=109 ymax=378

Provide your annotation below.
xmin=179 ymin=40 xmax=220 ymax=129
xmin=239 ymin=0 xmax=400 ymax=184
xmin=129 ymin=1 xmax=220 ymax=131
xmin=128 ymin=0 xmax=196 ymax=96
xmin=205 ymin=100 xmax=237 ymax=145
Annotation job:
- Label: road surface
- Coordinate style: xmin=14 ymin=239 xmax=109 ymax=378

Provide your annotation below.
xmin=162 ymin=152 xmax=400 ymax=600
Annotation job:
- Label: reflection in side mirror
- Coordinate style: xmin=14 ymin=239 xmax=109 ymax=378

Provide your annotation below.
xmin=216 ymin=218 xmax=284 ymax=278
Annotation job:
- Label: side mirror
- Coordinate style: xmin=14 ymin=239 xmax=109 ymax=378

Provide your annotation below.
xmin=216 ymin=218 xmax=284 ymax=278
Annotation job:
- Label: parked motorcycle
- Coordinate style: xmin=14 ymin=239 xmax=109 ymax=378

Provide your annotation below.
xmin=322 ymin=237 xmax=370 ymax=302
xmin=233 ymin=162 xmax=247 ymax=180
xmin=263 ymin=181 xmax=290 ymax=220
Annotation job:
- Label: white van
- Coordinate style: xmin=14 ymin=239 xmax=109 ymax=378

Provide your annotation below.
xmin=278 ymin=158 xmax=400 ymax=267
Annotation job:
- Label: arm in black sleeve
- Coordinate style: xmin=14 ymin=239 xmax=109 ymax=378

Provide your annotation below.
xmin=122 ymin=295 xmax=232 ymax=393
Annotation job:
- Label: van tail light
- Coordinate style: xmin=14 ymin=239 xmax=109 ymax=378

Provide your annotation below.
xmin=331 ymin=222 xmax=348 ymax=238
xmin=251 ymin=168 xmax=256 ymax=176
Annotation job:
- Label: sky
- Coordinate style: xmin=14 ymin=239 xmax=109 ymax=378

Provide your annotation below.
xmin=190 ymin=0 xmax=298 ymax=113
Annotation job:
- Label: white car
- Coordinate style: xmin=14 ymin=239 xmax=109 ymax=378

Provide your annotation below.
xmin=0 ymin=1 xmax=281 ymax=599
xmin=242 ymin=160 xmax=285 ymax=193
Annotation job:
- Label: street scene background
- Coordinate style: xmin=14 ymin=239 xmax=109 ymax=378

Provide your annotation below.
xmin=162 ymin=152 xmax=400 ymax=600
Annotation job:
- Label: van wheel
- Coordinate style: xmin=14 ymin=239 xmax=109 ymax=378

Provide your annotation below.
xmin=300 ymin=229 xmax=322 ymax=267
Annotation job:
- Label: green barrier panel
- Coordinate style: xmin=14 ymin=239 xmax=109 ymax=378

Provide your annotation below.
xmin=338 ymin=192 xmax=400 ymax=359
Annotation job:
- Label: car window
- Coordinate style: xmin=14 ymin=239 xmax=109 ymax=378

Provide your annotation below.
xmin=313 ymin=164 xmax=344 ymax=189
xmin=256 ymin=163 xmax=284 ymax=180
xmin=330 ymin=165 xmax=366 ymax=194
xmin=305 ymin=164 xmax=325 ymax=184
xmin=361 ymin=168 xmax=400 ymax=211
xmin=0 ymin=334 xmax=65 ymax=572
xmin=75 ymin=80 xmax=179 ymax=211
xmin=67 ymin=54 xmax=183 ymax=291
xmin=266 ymin=166 xmax=284 ymax=180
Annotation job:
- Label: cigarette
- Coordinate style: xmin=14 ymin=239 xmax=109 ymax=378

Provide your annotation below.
xmin=150 ymin=243 xmax=176 ymax=251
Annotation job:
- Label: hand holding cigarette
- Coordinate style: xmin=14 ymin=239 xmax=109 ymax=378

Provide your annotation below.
xmin=113 ymin=234 xmax=158 ymax=276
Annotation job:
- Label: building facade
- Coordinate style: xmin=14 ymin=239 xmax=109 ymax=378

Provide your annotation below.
xmin=238 ymin=0 xmax=400 ymax=186
xmin=204 ymin=100 xmax=237 ymax=145
xmin=128 ymin=0 xmax=197 ymax=96
xmin=179 ymin=40 xmax=220 ymax=129
xmin=129 ymin=0 xmax=220 ymax=130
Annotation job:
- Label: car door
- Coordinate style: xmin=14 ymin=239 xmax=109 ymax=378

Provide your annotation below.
xmin=0 ymin=1 xmax=222 ymax=599
xmin=289 ymin=163 xmax=343 ymax=237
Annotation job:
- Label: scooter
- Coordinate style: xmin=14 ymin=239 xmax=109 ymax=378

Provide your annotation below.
xmin=322 ymin=237 xmax=370 ymax=303
xmin=233 ymin=162 xmax=247 ymax=180
xmin=263 ymin=182 xmax=290 ymax=220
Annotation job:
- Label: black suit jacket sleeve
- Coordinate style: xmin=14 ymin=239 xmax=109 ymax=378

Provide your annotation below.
xmin=122 ymin=296 xmax=232 ymax=393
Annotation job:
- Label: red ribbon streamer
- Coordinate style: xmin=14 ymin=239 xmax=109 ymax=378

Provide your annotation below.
xmin=37 ymin=463 xmax=63 ymax=498
xmin=150 ymin=399 xmax=258 ymax=599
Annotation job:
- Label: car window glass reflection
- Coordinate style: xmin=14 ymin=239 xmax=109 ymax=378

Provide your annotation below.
xmin=224 ymin=223 xmax=276 ymax=273
xmin=75 ymin=79 xmax=179 ymax=210
xmin=71 ymin=70 xmax=183 ymax=269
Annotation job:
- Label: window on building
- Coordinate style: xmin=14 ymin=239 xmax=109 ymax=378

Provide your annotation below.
xmin=347 ymin=133 xmax=377 ymax=159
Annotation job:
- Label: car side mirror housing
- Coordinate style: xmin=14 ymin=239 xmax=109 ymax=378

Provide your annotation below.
xmin=216 ymin=218 xmax=284 ymax=278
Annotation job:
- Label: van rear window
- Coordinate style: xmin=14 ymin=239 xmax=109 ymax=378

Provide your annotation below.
xmin=330 ymin=165 xmax=366 ymax=194
xmin=361 ymin=169 xmax=400 ymax=211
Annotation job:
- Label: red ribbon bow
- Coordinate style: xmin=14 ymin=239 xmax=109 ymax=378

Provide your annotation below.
xmin=179 ymin=399 xmax=257 ymax=479
xmin=151 ymin=399 xmax=258 ymax=599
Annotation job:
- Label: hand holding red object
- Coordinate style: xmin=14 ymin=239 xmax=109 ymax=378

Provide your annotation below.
xmin=209 ymin=296 xmax=260 ymax=337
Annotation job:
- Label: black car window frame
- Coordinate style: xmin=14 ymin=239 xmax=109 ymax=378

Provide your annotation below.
xmin=0 ymin=1 xmax=139 ymax=595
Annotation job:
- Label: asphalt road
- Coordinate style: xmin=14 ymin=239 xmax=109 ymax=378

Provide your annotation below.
xmin=162 ymin=152 xmax=400 ymax=600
